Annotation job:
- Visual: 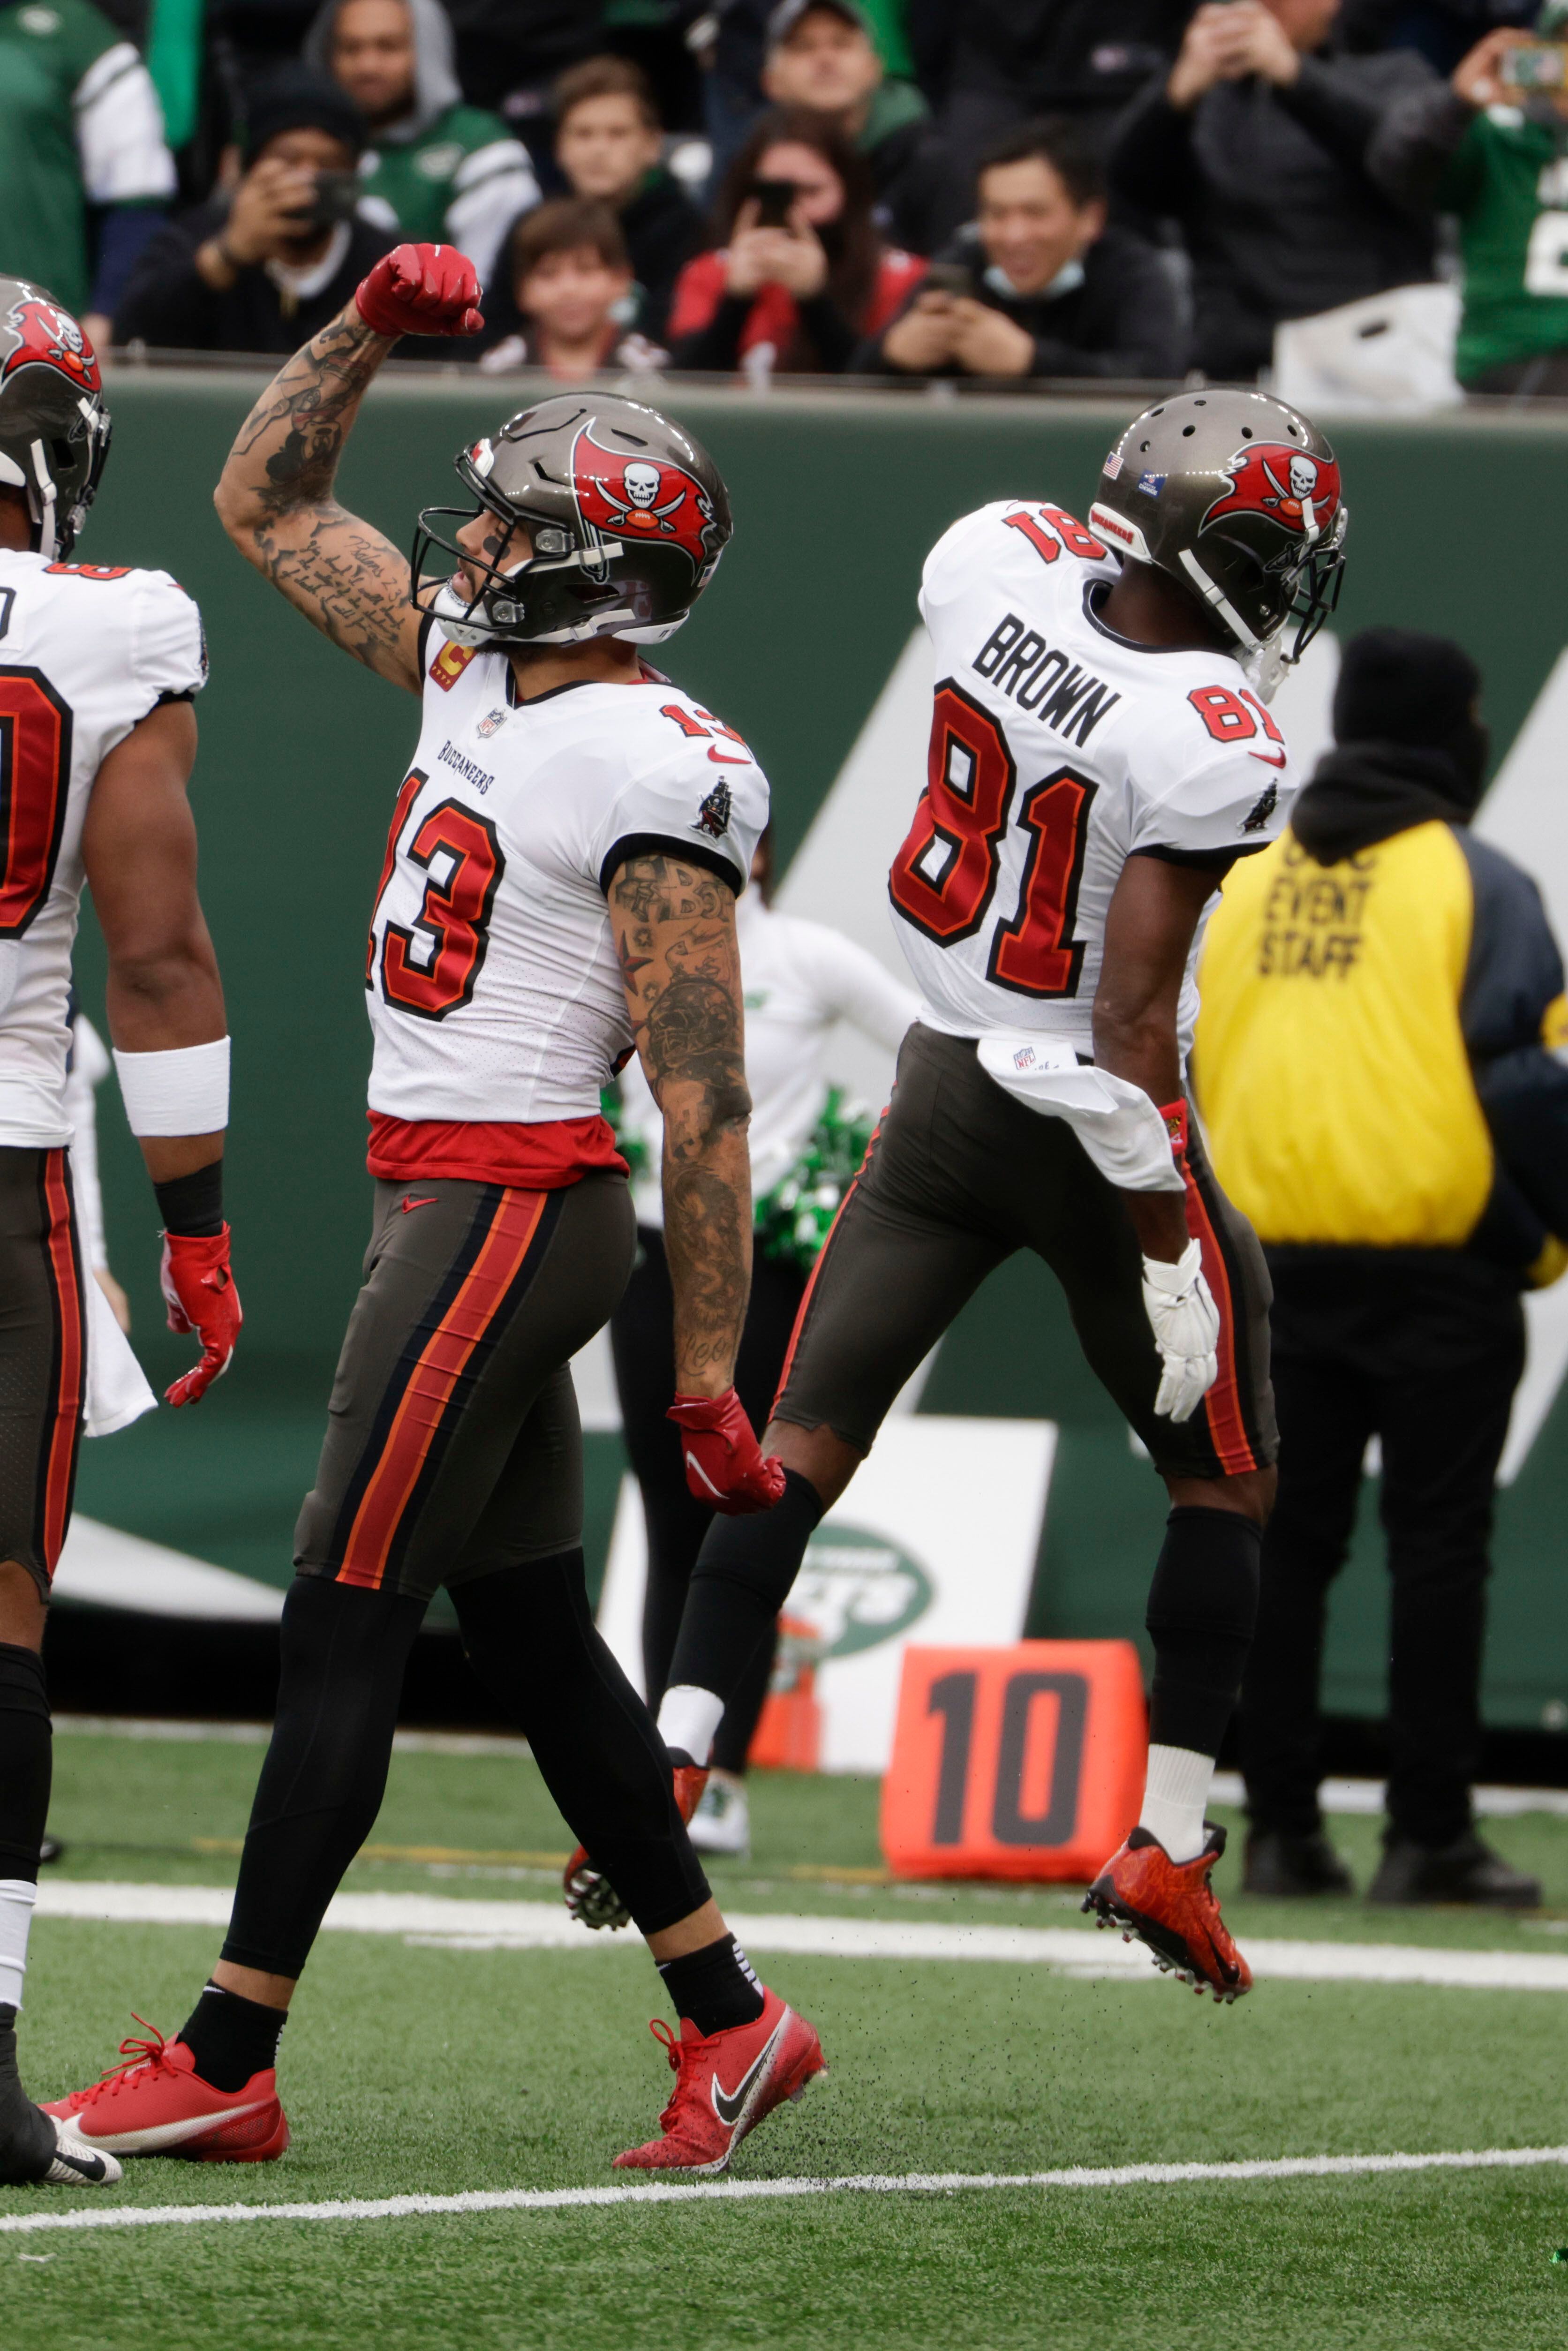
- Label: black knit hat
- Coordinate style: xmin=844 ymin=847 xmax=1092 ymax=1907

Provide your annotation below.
xmin=239 ymin=63 xmax=366 ymax=164
xmin=1332 ymin=626 xmax=1487 ymax=811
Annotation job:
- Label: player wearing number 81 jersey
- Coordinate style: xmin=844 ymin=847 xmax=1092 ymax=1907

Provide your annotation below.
xmin=639 ymin=386 xmax=1349 ymax=2012
xmin=891 ymin=499 xmax=1298 ymax=1063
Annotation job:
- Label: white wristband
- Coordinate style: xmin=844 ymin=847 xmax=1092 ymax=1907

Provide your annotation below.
xmin=112 ymin=1037 xmax=230 ymax=1137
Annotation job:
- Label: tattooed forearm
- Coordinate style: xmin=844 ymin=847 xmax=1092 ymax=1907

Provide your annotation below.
xmin=663 ymin=1163 xmax=750 ymax=1382
xmin=214 ymin=305 xmax=419 ymax=691
xmin=609 ymin=849 xmax=754 ymax=1390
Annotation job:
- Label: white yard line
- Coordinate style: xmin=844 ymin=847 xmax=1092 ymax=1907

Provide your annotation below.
xmin=4 ymin=2144 xmax=1567 ymax=2238
xmin=33 ymin=1882 xmax=1568 ymax=1991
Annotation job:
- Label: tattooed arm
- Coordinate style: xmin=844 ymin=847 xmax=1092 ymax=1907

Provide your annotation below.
xmin=211 ymin=303 xmax=422 ymax=693
xmin=609 ymin=851 xmax=753 ymax=1397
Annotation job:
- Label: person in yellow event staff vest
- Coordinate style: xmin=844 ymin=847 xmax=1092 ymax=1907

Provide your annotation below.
xmin=1195 ymin=628 xmax=1568 ymax=1910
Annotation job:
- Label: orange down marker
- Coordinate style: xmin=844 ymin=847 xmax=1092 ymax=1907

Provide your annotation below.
xmin=880 ymin=1642 xmax=1147 ymax=1882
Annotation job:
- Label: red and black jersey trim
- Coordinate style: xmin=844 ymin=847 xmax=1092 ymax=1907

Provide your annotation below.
xmin=1181 ymin=1144 xmax=1264 ymax=1478
xmin=33 ymin=1149 xmax=84 ymax=1577
xmin=597 ymin=830 xmax=745 ymax=899
xmin=325 ymin=1184 xmax=563 ymax=1590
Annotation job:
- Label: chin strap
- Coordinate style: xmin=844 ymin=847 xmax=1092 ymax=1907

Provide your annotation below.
xmin=28 ymin=440 xmax=57 ymax=562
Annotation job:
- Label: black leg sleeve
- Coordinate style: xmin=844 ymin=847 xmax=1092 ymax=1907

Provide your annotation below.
xmin=0 ymin=1644 xmax=49 ymax=1883
xmin=221 ymin=1577 xmax=426 ymax=1979
xmin=664 ymin=1468 xmax=824 ymax=1713
xmin=1146 ymin=1507 xmax=1262 ymax=1758
xmin=450 ymin=1552 xmax=710 ymax=1937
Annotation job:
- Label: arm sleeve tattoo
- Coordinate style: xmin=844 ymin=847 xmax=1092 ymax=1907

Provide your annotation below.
xmin=609 ymin=851 xmax=753 ymax=1389
xmin=215 ymin=305 xmax=422 ymax=692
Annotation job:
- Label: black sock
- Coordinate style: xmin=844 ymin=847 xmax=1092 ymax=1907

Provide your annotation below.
xmin=656 ymin=1934 xmax=765 ymax=2038
xmin=0 ymin=1643 xmax=50 ymax=1881
xmin=179 ymin=1980 xmax=287 ymax=2092
xmin=1146 ymin=1506 xmax=1262 ymax=1756
xmin=0 ymin=2002 xmax=54 ymax=2181
xmin=664 ymin=1468 xmax=824 ymax=1706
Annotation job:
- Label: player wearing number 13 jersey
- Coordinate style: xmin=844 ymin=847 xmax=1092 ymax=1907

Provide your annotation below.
xmin=645 ymin=387 xmax=1349 ymax=2006
xmin=50 ymin=247 xmax=825 ymax=2183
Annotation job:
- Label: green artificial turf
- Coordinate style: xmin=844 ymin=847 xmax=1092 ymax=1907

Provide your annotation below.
xmin=7 ymin=1734 xmax=1568 ymax=2351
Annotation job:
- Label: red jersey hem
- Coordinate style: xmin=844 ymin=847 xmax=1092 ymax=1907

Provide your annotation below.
xmin=366 ymin=1111 xmax=628 ymax=1190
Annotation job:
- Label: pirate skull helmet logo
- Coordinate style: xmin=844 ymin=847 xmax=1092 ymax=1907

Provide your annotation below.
xmin=571 ymin=422 xmax=720 ymax=567
xmin=1202 ymin=441 xmax=1342 ymax=546
xmin=0 ymin=291 xmax=100 ymax=393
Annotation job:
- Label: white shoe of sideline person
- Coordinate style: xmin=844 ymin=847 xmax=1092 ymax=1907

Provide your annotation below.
xmin=687 ymin=1769 xmax=751 ymax=1858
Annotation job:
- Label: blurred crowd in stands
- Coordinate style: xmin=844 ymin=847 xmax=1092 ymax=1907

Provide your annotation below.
xmin=9 ymin=0 xmax=1568 ymax=393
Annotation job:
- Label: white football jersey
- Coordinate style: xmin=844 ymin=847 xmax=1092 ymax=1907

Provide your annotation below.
xmin=893 ymin=501 xmax=1299 ymax=1060
xmin=364 ymin=623 xmax=769 ymax=1126
xmin=0 ymin=552 xmax=208 ymax=1147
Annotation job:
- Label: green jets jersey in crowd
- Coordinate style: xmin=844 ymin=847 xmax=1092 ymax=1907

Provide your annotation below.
xmin=358 ymin=103 xmax=535 ymax=284
xmin=0 ymin=0 xmax=173 ymax=313
xmin=1440 ymin=106 xmax=1568 ymax=382
xmin=305 ymin=0 xmax=536 ymax=293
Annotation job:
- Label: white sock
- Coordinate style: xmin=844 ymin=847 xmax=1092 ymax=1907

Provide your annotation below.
xmin=0 ymin=1879 xmax=37 ymax=2012
xmin=1138 ymin=1745 xmax=1214 ymax=1864
xmin=656 ymin=1684 xmax=725 ymax=1767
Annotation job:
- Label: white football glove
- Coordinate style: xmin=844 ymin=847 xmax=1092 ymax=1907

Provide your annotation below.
xmin=1141 ymin=1239 xmax=1220 ymax=1423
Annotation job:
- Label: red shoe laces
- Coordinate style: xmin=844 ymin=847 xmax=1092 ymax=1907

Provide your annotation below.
xmin=648 ymin=2017 xmax=693 ymax=2131
xmin=76 ymin=2016 xmax=174 ymax=2105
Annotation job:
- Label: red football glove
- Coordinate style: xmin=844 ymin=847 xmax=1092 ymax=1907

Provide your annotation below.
xmin=355 ymin=243 xmax=483 ymax=341
xmin=160 ymin=1227 xmax=242 ymax=1408
xmin=668 ymin=1390 xmax=786 ymax=1516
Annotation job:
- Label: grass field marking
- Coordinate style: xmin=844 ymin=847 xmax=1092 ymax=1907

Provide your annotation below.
xmin=5 ymin=2145 xmax=1568 ymax=2239
xmin=34 ymin=1883 xmax=1568 ymax=1991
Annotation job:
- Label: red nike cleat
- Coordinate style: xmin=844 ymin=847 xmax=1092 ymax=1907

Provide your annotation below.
xmin=564 ymin=1762 xmax=711 ymax=1932
xmin=613 ymin=1986 xmax=826 ymax=2174
xmin=1082 ymin=1824 xmax=1252 ymax=2003
xmin=41 ymin=2021 xmax=290 ymax=2161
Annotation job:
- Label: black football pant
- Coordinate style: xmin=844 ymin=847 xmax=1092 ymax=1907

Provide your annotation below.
xmin=610 ymin=1228 xmax=806 ymax=1774
xmin=1240 ymin=1248 xmax=1525 ymax=1851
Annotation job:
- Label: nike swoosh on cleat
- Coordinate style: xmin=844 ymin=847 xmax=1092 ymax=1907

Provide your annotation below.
xmin=45 ymin=2138 xmax=121 ymax=2185
xmin=711 ymin=2015 xmax=787 ymax=2131
xmin=83 ymin=2099 xmax=272 ymax=2155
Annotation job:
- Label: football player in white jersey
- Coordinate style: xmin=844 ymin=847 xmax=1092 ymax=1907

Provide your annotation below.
xmin=624 ymin=388 xmax=1349 ymax=2004
xmin=48 ymin=245 xmax=824 ymax=2178
xmin=0 ymin=279 xmax=241 ymax=2189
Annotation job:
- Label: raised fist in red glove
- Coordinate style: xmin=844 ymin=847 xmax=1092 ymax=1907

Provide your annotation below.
xmin=668 ymin=1389 xmax=786 ymax=1516
xmin=160 ymin=1227 xmax=242 ymax=1408
xmin=355 ymin=243 xmax=483 ymax=341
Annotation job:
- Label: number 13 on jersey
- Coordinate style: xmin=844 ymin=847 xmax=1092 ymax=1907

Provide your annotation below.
xmin=890 ymin=680 xmax=1095 ymax=998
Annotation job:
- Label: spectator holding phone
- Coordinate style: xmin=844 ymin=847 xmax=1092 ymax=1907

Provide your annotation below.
xmin=307 ymin=0 xmax=536 ymax=293
xmin=1370 ymin=4 xmax=1568 ymax=392
xmin=666 ymin=106 xmax=924 ymax=373
xmin=115 ymin=67 xmax=396 ymax=354
xmin=476 ymin=197 xmax=667 ymax=376
xmin=759 ymin=0 xmax=944 ymax=255
xmin=1108 ymin=0 xmax=1438 ymax=382
xmin=861 ymin=118 xmax=1184 ymax=379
